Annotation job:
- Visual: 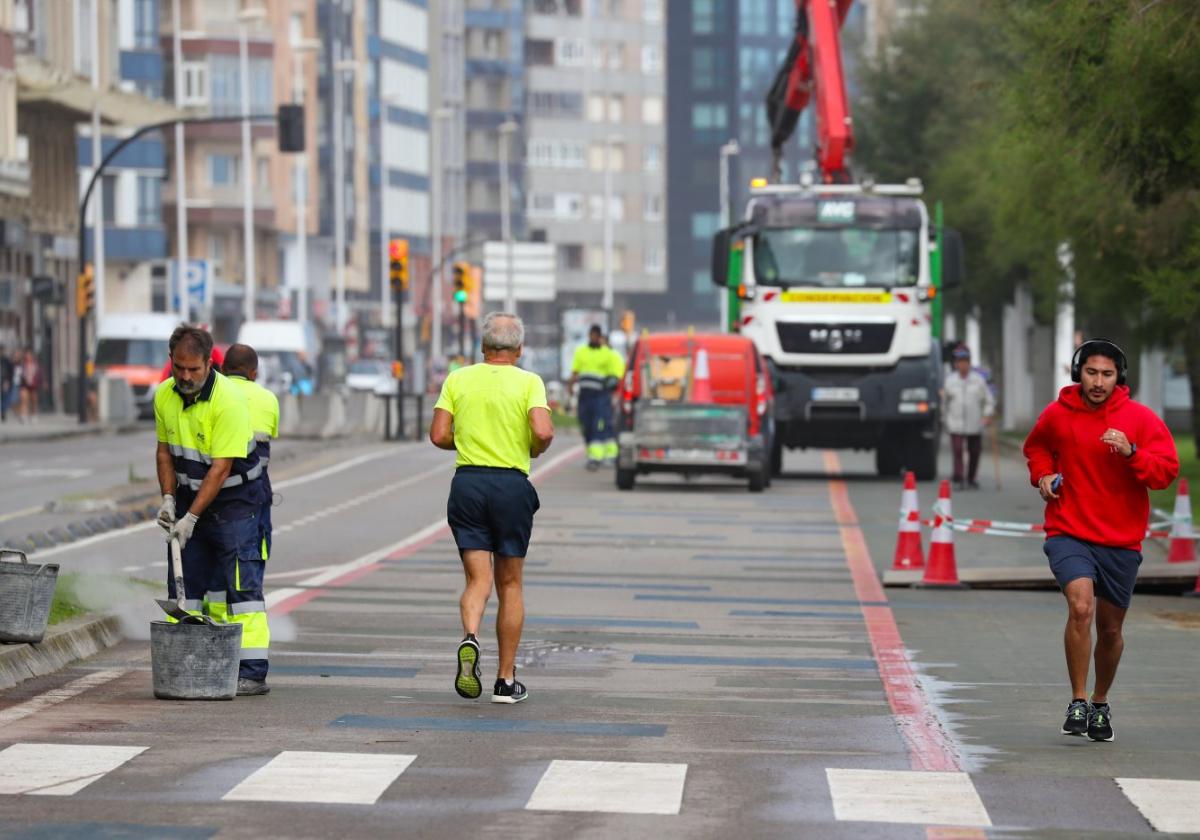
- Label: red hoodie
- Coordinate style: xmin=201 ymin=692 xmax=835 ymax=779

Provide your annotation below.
xmin=1023 ymin=384 xmax=1179 ymax=550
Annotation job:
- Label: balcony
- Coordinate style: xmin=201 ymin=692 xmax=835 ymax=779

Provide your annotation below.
xmin=162 ymin=182 xmax=275 ymax=227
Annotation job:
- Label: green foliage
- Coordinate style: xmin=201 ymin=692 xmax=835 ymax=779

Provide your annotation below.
xmin=48 ymin=574 xmax=86 ymax=625
xmin=1149 ymin=437 xmax=1198 ymax=524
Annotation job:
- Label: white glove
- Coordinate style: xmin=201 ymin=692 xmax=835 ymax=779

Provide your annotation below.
xmin=156 ymin=494 xmax=176 ymax=531
xmin=169 ymin=512 xmax=199 ymax=550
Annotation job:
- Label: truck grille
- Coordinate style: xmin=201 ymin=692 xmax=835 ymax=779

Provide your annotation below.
xmin=776 ymin=322 xmax=895 ymax=354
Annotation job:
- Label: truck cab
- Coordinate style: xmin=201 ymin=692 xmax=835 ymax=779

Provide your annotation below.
xmin=713 ymin=181 xmax=961 ymax=479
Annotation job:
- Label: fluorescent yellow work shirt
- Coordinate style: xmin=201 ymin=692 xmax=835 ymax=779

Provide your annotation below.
xmin=434 ymin=363 xmax=549 ymax=475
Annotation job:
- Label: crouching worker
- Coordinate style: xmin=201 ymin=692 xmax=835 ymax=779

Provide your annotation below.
xmin=155 ymin=325 xmax=272 ymax=696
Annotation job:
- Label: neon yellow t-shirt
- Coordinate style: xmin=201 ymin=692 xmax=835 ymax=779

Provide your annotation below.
xmin=434 ymin=363 xmax=549 ymax=474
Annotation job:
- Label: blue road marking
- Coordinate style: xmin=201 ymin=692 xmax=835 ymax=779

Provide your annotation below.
xmin=730 ymin=609 xmax=863 ymax=619
xmin=636 ymin=594 xmax=888 ymax=607
xmin=526 ymin=581 xmax=711 ymax=591
xmin=331 ymin=715 xmax=666 ymax=737
xmin=525 ymin=616 xmax=700 ymax=629
xmin=632 ymin=654 xmax=876 ymax=670
xmin=271 ymin=665 xmax=419 ymax=678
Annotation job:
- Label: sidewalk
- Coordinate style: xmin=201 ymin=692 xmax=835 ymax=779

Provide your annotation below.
xmin=0 ymin=413 xmax=147 ymax=445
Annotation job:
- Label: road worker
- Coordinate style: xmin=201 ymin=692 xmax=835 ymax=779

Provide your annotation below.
xmin=154 ymin=325 xmax=271 ymax=697
xmin=569 ymin=324 xmax=622 ymax=470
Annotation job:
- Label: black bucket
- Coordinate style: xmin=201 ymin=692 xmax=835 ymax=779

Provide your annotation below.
xmin=0 ymin=548 xmax=59 ymax=644
xmin=150 ymin=620 xmax=242 ymax=700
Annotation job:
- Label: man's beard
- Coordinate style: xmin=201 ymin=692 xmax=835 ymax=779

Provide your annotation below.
xmin=176 ymin=377 xmax=203 ymax=396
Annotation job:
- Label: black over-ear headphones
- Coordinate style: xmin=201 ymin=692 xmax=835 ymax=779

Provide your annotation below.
xmin=1070 ymin=338 xmax=1127 ymax=386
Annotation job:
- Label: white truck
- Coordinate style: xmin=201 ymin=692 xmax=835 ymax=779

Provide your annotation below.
xmin=713 ymin=180 xmax=962 ymax=479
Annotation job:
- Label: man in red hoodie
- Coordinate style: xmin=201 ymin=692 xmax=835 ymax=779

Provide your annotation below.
xmin=1023 ymin=339 xmax=1178 ymax=742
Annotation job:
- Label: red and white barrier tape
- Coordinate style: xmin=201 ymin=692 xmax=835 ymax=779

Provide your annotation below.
xmin=917 ymin=513 xmax=1196 ymax=541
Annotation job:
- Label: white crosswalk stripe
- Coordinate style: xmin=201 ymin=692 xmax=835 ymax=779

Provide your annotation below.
xmin=525 ymin=760 xmax=688 ymax=815
xmin=222 ymin=750 xmax=417 ymax=805
xmin=0 ymin=743 xmax=147 ymax=796
xmin=1115 ymin=778 xmax=1200 ymax=834
xmin=825 ymin=768 xmax=992 ymax=827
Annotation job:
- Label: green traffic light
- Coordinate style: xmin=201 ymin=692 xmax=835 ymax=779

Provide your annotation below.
xmin=454 ymin=291 xmax=468 ymax=304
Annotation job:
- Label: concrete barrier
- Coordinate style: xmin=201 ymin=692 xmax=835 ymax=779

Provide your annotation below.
xmin=98 ymin=377 xmax=136 ymax=424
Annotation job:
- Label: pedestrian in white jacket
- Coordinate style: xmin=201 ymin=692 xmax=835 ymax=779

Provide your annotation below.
xmin=942 ymin=345 xmax=995 ymax=489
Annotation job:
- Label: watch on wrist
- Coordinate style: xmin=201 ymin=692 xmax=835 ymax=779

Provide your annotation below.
xmin=1126 ymin=443 xmax=1137 ymax=459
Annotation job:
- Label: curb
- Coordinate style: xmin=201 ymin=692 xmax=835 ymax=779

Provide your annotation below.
xmin=0 ymin=421 xmax=147 ymax=445
xmin=0 ymin=613 xmax=122 ymax=692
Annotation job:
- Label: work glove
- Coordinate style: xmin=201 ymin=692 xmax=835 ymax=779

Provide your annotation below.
xmin=169 ymin=512 xmax=199 ymax=550
xmin=156 ymin=494 xmax=176 ymax=532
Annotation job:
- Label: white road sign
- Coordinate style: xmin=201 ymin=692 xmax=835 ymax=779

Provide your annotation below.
xmin=482 ymin=242 xmax=556 ymax=302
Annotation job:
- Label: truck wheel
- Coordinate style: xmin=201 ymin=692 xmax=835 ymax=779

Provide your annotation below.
xmin=748 ymin=466 xmax=766 ymax=493
xmin=875 ymin=446 xmax=902 ymax=478
xmin=616 ymin=468 xmax=636 ymax=491
xmin=769 ymin=433 xmax=784 ymax=477
xmin=908 ymin=433 xmax=938 ymax=482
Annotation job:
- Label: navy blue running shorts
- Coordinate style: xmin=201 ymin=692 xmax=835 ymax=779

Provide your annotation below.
xmin=1043 ymin=534 xmax=1142 ymax=609
xmin=447 ymin=466 xmax=540 ymax=558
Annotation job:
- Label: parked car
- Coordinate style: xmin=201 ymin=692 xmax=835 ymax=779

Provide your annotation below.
xmin=344 ymin=359 xmax=393 ymax=393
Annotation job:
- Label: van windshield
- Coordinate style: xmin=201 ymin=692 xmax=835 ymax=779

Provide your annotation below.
xmin=95 ymin=338 xmax=166 ymax=367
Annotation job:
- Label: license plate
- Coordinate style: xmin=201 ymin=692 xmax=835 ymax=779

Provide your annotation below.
xmin=811 ymin=387 xmax=860 ymax=402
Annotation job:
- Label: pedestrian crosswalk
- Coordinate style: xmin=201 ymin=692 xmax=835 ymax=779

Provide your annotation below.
xmin=0 ymin=743 xmax=1196 ymax=832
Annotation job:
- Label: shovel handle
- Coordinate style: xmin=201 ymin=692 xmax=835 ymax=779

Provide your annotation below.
xmin=169 ymin=536 xmax=187 ymax=605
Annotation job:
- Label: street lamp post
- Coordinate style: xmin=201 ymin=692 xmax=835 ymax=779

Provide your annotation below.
xmin=602 ymin=134 xmax=621 ymax=317
xmin=430 ymin=106 xmax=454 ymax=362
xmin=238 ymin=6 xmax=267 ymax=326
xmin=171 ymin=0 xmax=187 ymax=320
xmin=497 ymin=118 xmax=518 ymax=315
xmin=332 ymin=59 xmax=358 ymax=335
xmin=291 ymin=38 xmax=321 ymax=323
xmin=718 ymin=139 xmax=740 ymax=332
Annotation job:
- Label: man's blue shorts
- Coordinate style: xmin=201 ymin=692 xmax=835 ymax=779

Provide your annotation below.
xmin=447 ymin=466 xmax=540 ymax=558
xmin=1043 ymin=535 xmax=1142 ymax=609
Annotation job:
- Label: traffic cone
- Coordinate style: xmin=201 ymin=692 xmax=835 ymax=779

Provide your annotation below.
xmin=691 ymin=348 xmax=714 ymax=403
xmin=914 ymin=480 xmax=967 ymax=589
xmin=1167 ymin=478 xmax=1197 ymax=564
xmin=1185 ymin=567 xmax=1200 ymax=598
xmin=892 ymin=471 xmax=925 ymax=570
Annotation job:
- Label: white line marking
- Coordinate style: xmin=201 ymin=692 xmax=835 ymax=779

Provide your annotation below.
xmin=825 ymin=768 xmax=991 ymax=827
xmin=0 ymin=669 xmax=127 ymax=728
xmin=0 ymin=505 xmax=41 ymax=524
xmin=264 ymin=563 xmax=335 ymax=581
xmin=525 ymin=760 xmax=688 ymax=815
xmin=0 ymin=743 xmax=146 ymax=795
xmin=16 ymin=468 xmax=92 ymax=480
xmin=1116 ymin=777 xmax=1200 ymax=834
xmin=222 ymin=750 xmax=416 ymax=804
xmin=271 ymin=445 xmax=417 ymax=490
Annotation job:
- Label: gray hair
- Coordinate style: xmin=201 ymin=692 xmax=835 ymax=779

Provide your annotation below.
xmin=481 ymin=312 xmax=524 ymax=352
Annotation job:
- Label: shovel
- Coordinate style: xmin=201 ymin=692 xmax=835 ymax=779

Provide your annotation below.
xmin=156 ymin=535 xmax=212 ymax=626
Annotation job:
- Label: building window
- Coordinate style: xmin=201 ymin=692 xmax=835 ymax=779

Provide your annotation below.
xmin=528 ymin=192 xmax=555 ymax=218
xmin=528 ymin=139 xmax=586 ymax=169
xmin=528 ymin=91 xmax=583 ymax=119
xmin=589 ymin=194 xmax=623 ymax=221
xmin=256 ymin=156 xmax=271 ymax=198
xmin=644 ymin=194 xmax=663 ymax=221
xmin=694 ymin=0 xmax=716 ymax=33
xmin=691 ymin=212 xmax=720 ymax=240
xmin=208 ymin=233 xmax=226 ymax=279
xmin=643 ymin=0 xmax=662 ymax=22
xmin=641 ymin=96 xmax=663 ymax=125
xmin=607 ymin=95 xmax=624 ymax=122
xmin=741 ymin=0 xmax=770 ymax=35
xmin=101 ymin=174 xmax=118 ymax=226
xmin=133 ymin=0 xmax=158 ymax=49
xmin=555 ymin=37 xmax=586 ymax=67
xmin=642 ymin=143 xmax=661 ymax=172
xmin=693 ymin=269 xmax=711 ymax=294
xmin=641 ymin=44 xmax=663 ymax=74
xmin=180 ymin=62 xmax=208 ymax=107
xmin=209 ymin=153 xmax=239 ymax=187
xmin=693 ymin=47 xmax=715 ymax=90
xmin=587 ymin=245 xmax=624 ymax=272
xmin=645 ymin=246 xmax=664 ymax=275
xmin=587 ymin=94 xmax=605 ymax=122
xmin=137 ymin=175 xmax=162 ymax=226
xmin=560 ymin=244 xmax=584 ymax=270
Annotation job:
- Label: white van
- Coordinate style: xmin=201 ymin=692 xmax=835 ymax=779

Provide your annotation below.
xmin=236 ymin=320 xmax=320 ymax=394
xmin=94 ymin=313 xmax=179 ymax=418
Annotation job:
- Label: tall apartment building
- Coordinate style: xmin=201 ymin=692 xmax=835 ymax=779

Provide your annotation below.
xmin=665 ymin=0 xmax=871 ymax=325
xmin=523 ymin=0 xmax=666 ymax=316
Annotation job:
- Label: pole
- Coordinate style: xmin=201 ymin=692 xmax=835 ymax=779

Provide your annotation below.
xmin=718 ymin=139 xmax=739 ymax=333
xmin=333 ymin=65 xmax=346 ymax=334
xmin=239 ymin=20 xmax=256 ymax=325
xmin=458 ymin=302 xmax=465 ymax=358
xmin=931 ymin=199 xmax=944 ymax=340
xmin=90 ymin=0 xmax=104 ymax=329
xmin=430 ymin=109 xmax=447 ymax=363
xmin=395 ymin=283 xmax=404 ymax=439
xmin=172 ymin=0 xmax=187 ymax=321
xmin=498 ymin=121 xmax=515 ymax=314
xmin=380 ymin=99 xmax=391 ymax=329
xmin=602 ymin=137 xmax=614 ymax=317
xmin=293 ymin=53 xmax=308 ymax=324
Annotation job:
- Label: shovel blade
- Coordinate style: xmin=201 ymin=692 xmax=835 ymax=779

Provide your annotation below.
xmin=154 ymin=599 xmax=211 ymax=625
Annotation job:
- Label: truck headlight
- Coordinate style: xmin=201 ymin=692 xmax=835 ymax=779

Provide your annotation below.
xmin=900 ymin=387 xmax=928 ymax=401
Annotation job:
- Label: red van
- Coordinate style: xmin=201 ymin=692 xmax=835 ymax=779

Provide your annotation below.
xmin=616 ymin=332 xmax=774 ymax=491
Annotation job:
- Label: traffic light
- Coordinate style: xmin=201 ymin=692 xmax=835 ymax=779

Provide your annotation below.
xmin=278 ymin=104 xmax=305 ymax=153
xmin=452 ymin=262 xmax=470 ymax=304
xmin=389 ymin=238 xmax=409 ymax=291
xmin=76 ymin=263 xmax=95 ymax=315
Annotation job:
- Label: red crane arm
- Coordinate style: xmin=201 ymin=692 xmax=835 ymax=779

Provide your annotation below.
xmin=766 ymin=0 xmax=855 ymax=183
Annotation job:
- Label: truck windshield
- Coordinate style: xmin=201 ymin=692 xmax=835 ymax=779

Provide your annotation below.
xmin=753 ymin=227 xmax=919 ymax=289
xmin=95 ymin=338 xmax=166 ymax=366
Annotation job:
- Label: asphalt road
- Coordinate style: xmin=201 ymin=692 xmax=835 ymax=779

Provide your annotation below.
xmin=0 ymin=433 xmax=1197 ymax=838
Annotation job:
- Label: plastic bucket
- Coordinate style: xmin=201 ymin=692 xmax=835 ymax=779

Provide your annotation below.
xmin=0 ymin=549 xmax=59 ymax=644
xmin=150 ymin=620 xmax=242 ymax=700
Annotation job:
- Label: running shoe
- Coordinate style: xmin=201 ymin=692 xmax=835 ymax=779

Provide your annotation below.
xmin=1088 ymin=702 xmax=1114 ymax=742
xmin=1062 ymin=699 xmax=1089 ymax=736
xmin=491 ymin=671 xmax=528 ymax=704
xmin=455 ymin=633 xmax=482 ymax=699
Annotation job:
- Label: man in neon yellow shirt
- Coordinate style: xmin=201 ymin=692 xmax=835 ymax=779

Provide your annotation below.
xmin=430 ymin=312 xmax=554 ymax=705
xmin=570 ymin=324 xmax=623 ymax=469
xmin=222 ymin=343 xmax=279 ymax=563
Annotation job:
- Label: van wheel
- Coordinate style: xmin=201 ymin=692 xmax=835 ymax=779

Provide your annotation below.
xmin=769 ymin=433 xmax=784 ymax=477
xmin=748 ymin=467 xmax=766 ymax=493
xmin=875 ymin=445 xmax=902 ymax=478
xmin=907 ymin=432 xmax=938 ymax=482
xmin=616 ymin=468 xmax=636 ymax=491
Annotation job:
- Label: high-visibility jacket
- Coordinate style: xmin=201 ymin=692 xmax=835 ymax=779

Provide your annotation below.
xmin=154 ymin=369 xmax=262 ymax=512
xmin=223 ymin=375 xmax=280 ymax=467
xmin=572 ymin=344 xmax=622 ymax=392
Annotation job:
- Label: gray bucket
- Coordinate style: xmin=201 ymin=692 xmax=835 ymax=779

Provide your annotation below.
xmin=0 ymin=548 xmax=59 ymax=644
xmin=150 ymin=620 xmax=242 ymax=700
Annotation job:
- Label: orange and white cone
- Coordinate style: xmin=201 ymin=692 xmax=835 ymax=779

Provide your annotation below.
xmin=690 ymin=348 xmax=714 ymax=403
xmin=915 ymin=479 xmax=967 ymax=589
xmin=892 ymin=471 xmax=925 ymax=570
xmin=1167 ymin=478 xmax=1197 ymax=564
